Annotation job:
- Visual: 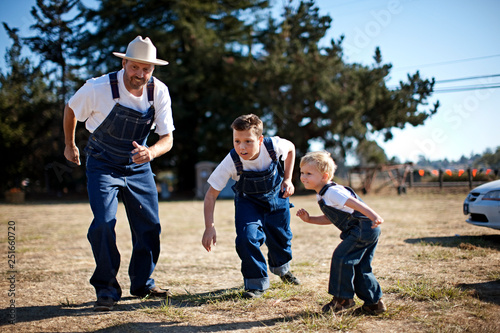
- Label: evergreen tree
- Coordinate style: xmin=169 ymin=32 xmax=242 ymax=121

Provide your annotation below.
xmin=475 ymin=147 xmax=500 ymax=169
xmin=0 ymin=24 xmax=68 ymax=193
xmin=0 ymin=0 xmax=445 ymax=197
xmin=253 ymin=0 xmax=341 ymax=157
xmin=255 ymin=1 xmax=438 ymax=168
xmin=23 ymin=0 xmax=85 ymax=105
xmin=76 ymin=0 xmax=268 ymax=194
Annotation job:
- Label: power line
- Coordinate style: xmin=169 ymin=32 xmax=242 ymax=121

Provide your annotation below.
xmin=433 ymin=84 xmax=500 ymax=93
xmin=393 ymin=54 xmax=500 ymax=71
xmin=436 ymin=73 xmax=500 ymax=84
xmin=387 ymin=83 xmax=500 ymax=93
xmin=387 ymin=73 xmax=500 ymax=91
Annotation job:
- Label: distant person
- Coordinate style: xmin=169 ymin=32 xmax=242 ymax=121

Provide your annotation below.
xmin=296 ymin=151 xmax=386 ymax=314
xmin=63 ymin=36 xmax=174 ymax=311
xmin=202 ymin=114 xmax=300 ymax=298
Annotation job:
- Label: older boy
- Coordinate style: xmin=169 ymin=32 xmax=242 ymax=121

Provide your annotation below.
xmin=202 ymin=114 xmax=299 ymax=298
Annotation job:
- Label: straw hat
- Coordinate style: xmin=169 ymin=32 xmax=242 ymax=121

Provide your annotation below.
xmin=113 ymin=36 xmax=168 ymax=66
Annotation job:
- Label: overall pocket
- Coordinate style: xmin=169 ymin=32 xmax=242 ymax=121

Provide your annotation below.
xmin=107 ymin=114 xmax=152 ymax=141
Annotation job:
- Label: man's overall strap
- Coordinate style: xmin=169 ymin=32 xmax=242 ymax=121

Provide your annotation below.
xmin=109 ymin=72 xmax=154 ymax=103
xmin=109 ymin=72 xmax=119 ymax=100
xmin=230 ymin=137 xmax=276 ymax=176
xmin=147 ymin=77 xmax=154 ymax=103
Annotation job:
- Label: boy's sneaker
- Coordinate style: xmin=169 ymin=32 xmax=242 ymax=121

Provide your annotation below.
xmin=322 ymin=296 xmax=355 ymax=313
xmin=242 ymin=289 xmax=264 ymax=299
xmin=362 ymin=299 xmax=386 ymax=315
xmin=93 ymin=296 xmax=116 ymax=311
xmin=280 ymin=272 xmax=301 ymax=285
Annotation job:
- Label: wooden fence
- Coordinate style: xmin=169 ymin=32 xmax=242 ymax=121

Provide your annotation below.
xmin=348 ymin=164 xmax=499 ymax=194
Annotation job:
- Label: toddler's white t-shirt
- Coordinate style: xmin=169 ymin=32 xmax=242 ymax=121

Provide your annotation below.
xmin=317 ymin=184 xmax=355 ymax=214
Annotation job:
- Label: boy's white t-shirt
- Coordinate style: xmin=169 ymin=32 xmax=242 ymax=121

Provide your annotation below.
xmin=207 ymin=136 xmax=293 ymax=192
xmin=68 ymin=69 xmax=175 ymax=135
xmin=317 ymin=183 xmax=355 ymax=214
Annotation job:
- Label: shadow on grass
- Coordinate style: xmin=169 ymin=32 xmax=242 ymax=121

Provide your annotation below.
xmin=171 ymin=287 xmax=244 ymax=306
xmin=404 ymin=235 xmax=500 ymax=306
xmin=91 ymin=314 xmax=309 ymax=333
xmin=0 ymin=297 xmax=313 ymax=332
xmin=0 ymin=292 xmax=228 ymax=328
xmin=0 ymin=287 xmax=302 ymax=329
xmin=0 ymin=299 xmax=167 ymax=327
xmin=404 ymin=234 xmax=500 ymax=250
xmin=458 ymin=279 xmax=500 ymax=306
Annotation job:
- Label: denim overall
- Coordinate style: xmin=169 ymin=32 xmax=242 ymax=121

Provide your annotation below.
xmin=231 ymin=138 xmax=293 ymax=291
xmin=318 ymin=183 xmax=382 ymax=304
xmin=84 ymin=72 xmax=161 ymax=301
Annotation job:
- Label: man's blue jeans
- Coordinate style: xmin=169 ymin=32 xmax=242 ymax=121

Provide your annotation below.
xmin=86 ymin=155 xmax=161 ymax=301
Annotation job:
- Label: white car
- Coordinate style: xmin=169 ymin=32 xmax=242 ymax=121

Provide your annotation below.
xmin=463 ymin=180 xmax=500 ymax=230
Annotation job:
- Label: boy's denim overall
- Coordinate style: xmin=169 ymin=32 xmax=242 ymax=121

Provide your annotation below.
xmin=84 ymin=72 xmax=161 ymax=301
xmin=231 ymin=138 xmax=293 ymax=291
xmin=318 ymin=183 xmax=382 ymax=305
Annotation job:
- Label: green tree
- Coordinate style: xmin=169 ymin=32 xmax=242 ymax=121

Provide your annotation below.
xmin=0 ymin=25 xmax=67 ymax=193
xmin=24 ymin=0 xmax=85 ymax=105
xmin=255 ymin=1 xmax=438 ymax=169
xmin=475 ymin=146 xmax=500 ymax=169
xmin=356 ymin=140 xmax=387 ymax=166
xmin=2 ymin=0 xmax=88 ymax=195
xmin=0 ymin=0 xmax=442 ymax=197
xmin=75 ymin=0 xmax=268 ymax=194
xmin=253 ymin=0 xmax=341 ymax=158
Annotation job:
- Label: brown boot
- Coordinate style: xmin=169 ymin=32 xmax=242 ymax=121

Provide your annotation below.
xmin=134 ymin=286 xmax=172 ymax=299
xmin=362 ymin=299 xmax=386 ymax=314
xmin=322 ymin=296 xmax=355 ymax=313
xmin=93 ymin=297 xmax=116 ymax=311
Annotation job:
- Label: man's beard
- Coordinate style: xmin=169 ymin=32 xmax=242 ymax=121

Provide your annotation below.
xmin=127 ymin=75 xmax=146 ymax=90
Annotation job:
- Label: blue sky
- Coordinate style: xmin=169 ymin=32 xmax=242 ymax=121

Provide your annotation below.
xmin=313 ymin=0 xmax=500 ymax=163
xmin=1 ymin=0 xmax=499 ymax=164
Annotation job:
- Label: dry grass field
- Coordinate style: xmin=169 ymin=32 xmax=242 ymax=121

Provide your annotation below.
xmin=1 ymin=188 xmax=500 ymax=332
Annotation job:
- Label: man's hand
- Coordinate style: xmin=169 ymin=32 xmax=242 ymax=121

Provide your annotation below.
xmin=131 ymin=141 xmax=155 ymax=164
xmin=64 ymin=145 xmax=81 ymax=166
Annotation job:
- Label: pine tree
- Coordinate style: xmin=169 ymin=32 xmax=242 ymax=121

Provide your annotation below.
xmin=76 ymin=0 xmax=269 ymax=193
xmin=0 ymin=24 xmax=66 ymax=193
xmin=255 ymin=1 xmax=438 ymax=168
xmin=23 ymin=0 xmax=85 ymax=105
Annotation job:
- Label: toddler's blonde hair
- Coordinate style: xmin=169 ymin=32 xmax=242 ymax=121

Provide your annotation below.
xmin=300 ymin=151 xmax=337 ymax=181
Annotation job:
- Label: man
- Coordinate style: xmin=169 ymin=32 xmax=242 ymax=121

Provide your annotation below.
xmin=63 ymin=36 xmax=174 ymax=311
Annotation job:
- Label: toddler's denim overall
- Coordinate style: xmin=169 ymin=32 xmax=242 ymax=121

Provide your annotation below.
xmin=84 ymin=72 xmax=161 ymax=301
xmin=318 ymin=183 xmax=382 ymax=304
xmin=231 ymin=138 xmax=293 ymax=291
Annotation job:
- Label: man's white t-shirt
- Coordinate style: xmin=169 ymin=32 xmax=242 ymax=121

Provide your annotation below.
xmin=207 ymin=136 xmax=293 ymax=192
xmin=68 ymin=69 xmax=175 ymax=135
xmin=317 ymin=184 xmax=355 ymax=214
